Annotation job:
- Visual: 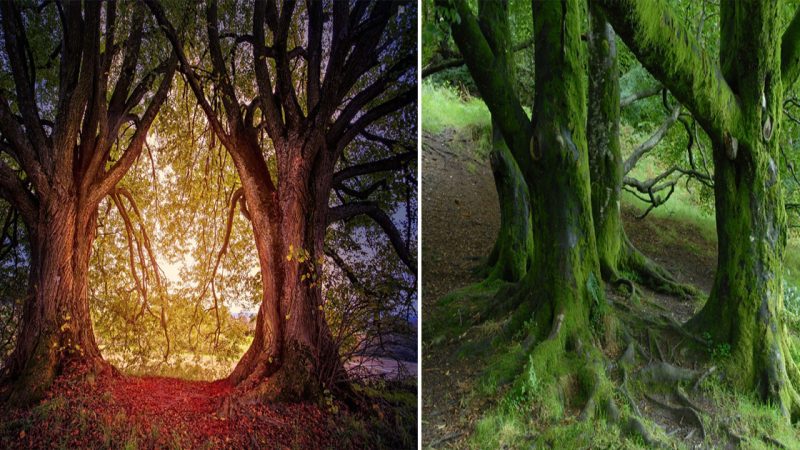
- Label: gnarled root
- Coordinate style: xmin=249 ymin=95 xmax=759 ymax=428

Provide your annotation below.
xmin=639 ymin=361 xmax=697 ymax=384
xmin=623 ymin=241 xmax=701 ymax=300
xmin=624 ymin=417 xmax=662 ymax=448
xmin=644 ymin=392 xmax=706 ymax=439
xmin=611 ymin=277 xmax=636 ymax=300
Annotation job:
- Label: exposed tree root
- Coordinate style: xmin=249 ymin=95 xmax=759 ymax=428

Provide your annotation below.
xmin=762 ymin=434 xmax=788 ymax=449
xmin=639 ymin=361 xmax=698 ymax=384
xmin=623 ymin=416 xmax=662 ymax=448
xmin=611 ymin=277 xmax=636 ymax=300
xmin=692 ymin=365 xmax=716 ymax=391
xmin=674 ymin=386 xmax=706 ymax=413
xmin=642 ymin=313 xmax=709 ymax=347
xmin=623 ymin=243 xmax=701 ymax=300
xmin=644 ymin=392 xmax=706 ymax=439
xmin=723 ymin=423 xmax=745 ymax=446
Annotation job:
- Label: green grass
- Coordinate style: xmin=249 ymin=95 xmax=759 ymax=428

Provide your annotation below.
xmin=421 ymin=81 xmax=491 ymax=134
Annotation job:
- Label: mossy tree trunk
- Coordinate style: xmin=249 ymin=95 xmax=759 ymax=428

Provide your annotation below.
xmin=444 ymin=0 xmax=619 ymax=422
xmin=597 ymin=0 xmax=800 ymax=419
xmin=689 ymin=0 xmax=800 ymax=419
xmin=522 ymin=0 xmax=602 ymax=341
xmin=478 ymin=0 xmax=533 ymax=283
xmin=586 ymin=5 xmax=695 ymax=297
xmin=446 ymin=0 xmax=604 ymax=352
xmin=484 ymin=130 xmax=533 ymax=283
xmin=587 ymin=6 xmax=626 ymax=281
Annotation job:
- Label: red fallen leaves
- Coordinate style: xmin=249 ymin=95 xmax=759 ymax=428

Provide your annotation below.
xmin=0 ymin=362 xmax=363 ymax=449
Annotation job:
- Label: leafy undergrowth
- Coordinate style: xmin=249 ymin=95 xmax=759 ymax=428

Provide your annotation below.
xmin=0 ymin=362 xmax=416 ymax=449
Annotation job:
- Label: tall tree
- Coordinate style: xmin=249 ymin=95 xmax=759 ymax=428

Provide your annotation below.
xmin=595 ymin=0 xmax=800 ymax=418
xmin=478 ymin=0 xmax=532 ymax=283
xmin=586 ymin=5 xmax=697 ymax=297
xmin=0 ymin=1 xmax=176 ymax=403
xmin=442 ymin=0 xmax=615 ymax=418
xmin=147 ymin=0 xmax=416 ymax=401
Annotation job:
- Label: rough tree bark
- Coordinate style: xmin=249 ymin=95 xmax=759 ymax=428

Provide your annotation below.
xmin=148 ymin=0 xmax=415 ymax=402
xmin=586 ymin=5 xmax=696 ymax=298
xmin=478 ymin=0 xmax=532 ymax=283
xmin=596 ymin=0 xmax=800 ymax=419
xmin=483 ymin=132 xmax=533 ymax=283
xmin=445 ymin=0 xmax=610 ymax=417
xmin=0 ymin=1 xmax=176 ymax=404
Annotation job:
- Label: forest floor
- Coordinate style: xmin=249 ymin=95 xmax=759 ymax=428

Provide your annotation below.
xmin=0 ymin=362 xmax=416 ymax=449
xmin=421 ymin=130 xmax=800 ymax=449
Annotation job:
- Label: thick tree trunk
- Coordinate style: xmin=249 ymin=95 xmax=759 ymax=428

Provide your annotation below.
xmin=690 ymin=139 xmax=800 ymax=417
xmin=518 ymin=0 xmax=602 ymax=340
xmin=227 ymin=135 xmax=346 ymax=402
xmin=2 ymin=196 xmax=109 ymax=404
xmin=586 ymin=6 xmax=696 ymax=298
xmin=588 ymin=7 xmax=625 ymax=281
xmin=483 ymin=121 xmax=533 ymax=282
xmin=687 ymin=0 xmax=800 ymax=419
xmin=446 ymin=0 xmax=619 ymax=423
xmin=447 ymin=0 xmax=602 ymax=334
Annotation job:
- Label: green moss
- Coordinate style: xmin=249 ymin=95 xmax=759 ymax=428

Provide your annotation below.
xmin=477 ymin=343 xmax=527 ymax=396
xmin=471 ymin=409 xmax=529 ymax=448
xmin=598 ymin=0 xmax=743 ymax=147
xmin=423 ymin=279 xmax=509 ymax=343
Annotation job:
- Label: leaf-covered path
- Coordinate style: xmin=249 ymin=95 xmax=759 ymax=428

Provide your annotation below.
xmin=1 ymin=365 xmax=343 ymax=449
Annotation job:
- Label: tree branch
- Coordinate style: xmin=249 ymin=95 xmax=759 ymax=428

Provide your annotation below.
xmin=89 ymin=55 xmax=177 ymax=209
xmin=421 ymin=37 xmax=533 ymax=78
xmin=0 ymin=92 xmax=48 ymax=196
xmin=206 ymin=0 xmax=242 ymax=126
xmin=594 ymin=0 xmax=742 ymax=143
xmin=0 ymin=2 xmax=49 ymax=155
xmin=145 ymin=0 xmax=233 ymax=149
xmin=0 ymin=160 xmax=37 ymax=226
xmin=332 ymin=151 xmax=415 ymax=185
xmin=335 ymin=89 xmax=415 ymax=154
xmin=620 ymin=84 xmax=662 ymax=108
xmin=327 ymin=201 xmax=414 ymax=272
xmin=251 ymin=0 xmax=286 ymax=143
xmin=440 ymin=0 xmax=532 ymax=171
xmin=623 ymin=104 xmax=681 ymax=174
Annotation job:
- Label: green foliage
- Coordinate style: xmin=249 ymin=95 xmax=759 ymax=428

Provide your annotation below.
xmin=783 ymin=277 xmax=800 ymax=329
xmin=700 ymin=330 xmax=733 ymax=361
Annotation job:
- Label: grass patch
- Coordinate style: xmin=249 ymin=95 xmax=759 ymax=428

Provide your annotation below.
xmin=421 ymin=81 xmax=490 ymax=135
xmin=621 ymin=187 xmax=716 ymax=243
xmin=698 ymin=376 xmax=800 ymax=449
